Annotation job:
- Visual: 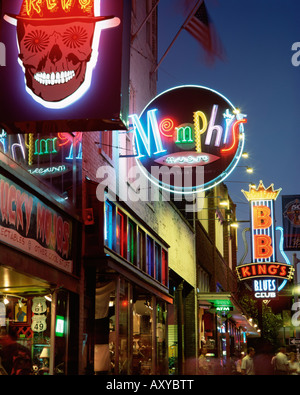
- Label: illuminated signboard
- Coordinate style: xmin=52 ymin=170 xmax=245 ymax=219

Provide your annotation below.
xmin=215 ymin=306 xmax=233 ymax=312
xmin=236 ymin=262 xmax=294 ymax=281
xmin=55 ymin=315 xmax=65 ymax=337
xmin=0 ymin=130 xmax=82 ymax=196
xmin=0 ymin=172 xmax=74 ymax=273
xmin=0 ymin=0 xmax=130 ymax=133
xmin=236 ymin=181 xmax=295 ymax=297
xmin=282 ymin=195 xmax=300 ymax=251
xmin=253 ymin=279 xmax=277 ymax=299
xmin=130 ymin=85 xmax=247 ymax=194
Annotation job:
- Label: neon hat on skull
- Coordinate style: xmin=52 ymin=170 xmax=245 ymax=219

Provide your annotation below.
xmin=6 ymin=0 xmax=115 ymax=24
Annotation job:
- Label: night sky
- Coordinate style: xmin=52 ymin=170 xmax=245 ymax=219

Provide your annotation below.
xmin=157 ymin=0 xmax=300 ymax=265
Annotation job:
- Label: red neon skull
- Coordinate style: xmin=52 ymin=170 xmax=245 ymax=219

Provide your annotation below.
xmin=17 ymin=21 xmax=95 ymax=102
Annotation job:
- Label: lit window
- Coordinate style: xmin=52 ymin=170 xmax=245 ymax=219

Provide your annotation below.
xmin=146 ymin=236 xmax=154 ymax=277
xmin=116 ymin=210 xmax=127 ymax=258
xmin=162 ymin=249 xmax=168 ymax=286
xmin=127 ymin=219 xmax=136 ymax=264
xmin=104 ymin=200 xmax=115 ymax=249
xmin=137 ymin=229 xmax=146 ymax=271
xmin=155 ymin=243 xmax=161 ymax=282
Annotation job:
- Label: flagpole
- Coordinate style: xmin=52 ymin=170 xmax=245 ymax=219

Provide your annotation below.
xmin=153 ymin=0 xmax=203 ymax=74
xmin=131 ymin=0 xmax=160 ymax=43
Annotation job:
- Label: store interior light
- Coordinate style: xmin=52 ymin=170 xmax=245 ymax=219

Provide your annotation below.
xmin=40 ymin=347 xmax=50 ymax=359
xmin=44 ymin=294 xmax=52 ymax=302
xmin=242 ymin=152 xmax=249 ymax=158
xmin=3 ymin=296 xmax=9 ymax=305
xmin=230 ymin=222 xmax=239 ymax=228
xmin=246 ymin=167 xmax=254 ymax=174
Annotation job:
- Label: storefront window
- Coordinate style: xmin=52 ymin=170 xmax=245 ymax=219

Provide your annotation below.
xmin=95 ymin=281 xmax=115 ymax=374
xmin=156 ymin=301 xmax=167 ymax=374
xmin=119 ymin=280 xmax=130 ymax=374
xmin=133 ymin=297 xmax=153 ymax=374
xmin=167 ymin=303 xmax=178 ymax=375
xmin=0 ymin=289 xmax=76 ymax=375
xmin=94 ymin=278 xmax=169 ymax=375
xmin=0 ymin=294 xmax=51 ymax=375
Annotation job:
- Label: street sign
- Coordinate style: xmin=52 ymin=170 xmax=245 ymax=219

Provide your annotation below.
xmin=289 ymin=338 xmax=300 ymax=346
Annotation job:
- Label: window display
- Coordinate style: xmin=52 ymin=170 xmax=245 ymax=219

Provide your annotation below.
xmin=0 ymin=294 xmax=51 ymax=375
xmin=0 ymin=289 xmax=71 ymax=375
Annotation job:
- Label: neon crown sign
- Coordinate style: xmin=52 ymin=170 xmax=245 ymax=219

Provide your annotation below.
xmin=4 ymin=0 xmax=120 ymax=109
xmin=130 ymin=85 xmax=247 ymax=194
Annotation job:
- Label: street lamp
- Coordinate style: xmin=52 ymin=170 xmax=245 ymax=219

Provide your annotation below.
xmin=229 ymin=220 xmax=250 ymax=228
xmin=237 ymin=166 xmax=254 ymax=174
xmin=219 ymin=199 xmax=229 ymax=207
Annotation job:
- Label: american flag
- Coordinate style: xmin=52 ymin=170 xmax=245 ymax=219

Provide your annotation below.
xmin=183 ymin=0 xmax=224 ymax=62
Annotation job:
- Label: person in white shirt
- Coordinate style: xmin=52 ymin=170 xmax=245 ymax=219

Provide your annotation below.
xmin=273 ymin=346 xmax=289 ymax=375
xmin=241 ymin=347 xmax=255 ymax=375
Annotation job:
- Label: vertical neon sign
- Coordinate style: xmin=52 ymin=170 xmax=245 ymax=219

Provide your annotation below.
xmin=236 ymin=181 xmax=295 ymax=295
xmin=242 ymin=181 xmax=281 ymax=264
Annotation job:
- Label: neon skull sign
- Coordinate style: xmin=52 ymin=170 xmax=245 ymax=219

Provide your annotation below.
xmin=4 ymin=0 xmax=120 ymax=108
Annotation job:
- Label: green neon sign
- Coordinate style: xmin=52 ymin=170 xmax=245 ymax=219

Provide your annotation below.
xmin=55 ymin=315 xmax=65 ymax=337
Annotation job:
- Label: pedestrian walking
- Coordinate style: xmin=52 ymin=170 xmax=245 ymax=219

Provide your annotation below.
xmin=272 ymin=346 xmax=289 ymax=375
xmin=241 ymin=347 xmax=255 ymax=375
xmin=198 ymin=346 xmax=212 ymax=375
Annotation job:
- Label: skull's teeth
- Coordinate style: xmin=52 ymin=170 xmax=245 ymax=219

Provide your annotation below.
xmin=34 ymin=71 xmax=76 ymax=85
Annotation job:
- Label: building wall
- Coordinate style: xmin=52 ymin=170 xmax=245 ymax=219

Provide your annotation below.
xmin=82 ymin=1 xmax=197 ymax=291
xmin=196 ymin=183 xmax=238 ymax=293
xmin=81 ymin=0 xmax=198 ymax=373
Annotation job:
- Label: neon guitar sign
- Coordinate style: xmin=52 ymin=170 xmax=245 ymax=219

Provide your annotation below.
xmin=236 ymin=181 xmax=295 ymax=296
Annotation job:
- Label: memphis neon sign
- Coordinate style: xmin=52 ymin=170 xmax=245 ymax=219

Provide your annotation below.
xmin=130 ymin=85 xmax=247 ymax=194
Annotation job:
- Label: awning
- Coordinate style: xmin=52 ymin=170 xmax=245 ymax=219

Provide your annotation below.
xmin=197 ymin=292 xmax=260 ymax=337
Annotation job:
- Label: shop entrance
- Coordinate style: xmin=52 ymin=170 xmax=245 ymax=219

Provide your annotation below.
xmin=93 ymin=277 xmax=168 ymax=375
xmin=0 ymin=267 xmax=78 ymax=375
